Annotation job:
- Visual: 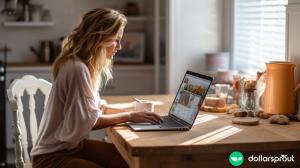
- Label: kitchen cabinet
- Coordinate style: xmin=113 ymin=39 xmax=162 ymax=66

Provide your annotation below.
xmin=102 ymin=65 xmax=155 ymax=96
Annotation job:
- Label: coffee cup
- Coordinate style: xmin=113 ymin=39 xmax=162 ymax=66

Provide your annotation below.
xmin=215 ymin=84 xmax=230 ymax=98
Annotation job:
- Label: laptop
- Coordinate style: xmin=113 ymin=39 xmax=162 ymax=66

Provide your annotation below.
xmin=128 ymin=70 xmax=213 ymax=131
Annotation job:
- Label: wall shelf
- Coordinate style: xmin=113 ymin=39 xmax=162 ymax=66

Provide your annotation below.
xmin=127 ymin=16 xmax=166 ymax=22
xmin=127 ymin=16 xmax=148 ymax=21
xmin=3 ymin=21 xmax=54 ymax=27
xmin=6 ymin=63 xmax=156 ymax=72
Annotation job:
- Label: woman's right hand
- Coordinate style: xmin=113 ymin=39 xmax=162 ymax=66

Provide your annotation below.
xmin=129 ymin=111 xmax=161 ymax=124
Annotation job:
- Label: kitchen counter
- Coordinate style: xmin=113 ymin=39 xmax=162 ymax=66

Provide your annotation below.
xmin=7 ymin=63 xmax=52 ymax=72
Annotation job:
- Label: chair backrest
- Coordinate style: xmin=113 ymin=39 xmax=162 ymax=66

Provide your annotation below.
xmin=7 ymin=75 xmax=52 ymax=168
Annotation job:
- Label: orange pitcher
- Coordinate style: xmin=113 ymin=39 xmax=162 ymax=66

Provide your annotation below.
xmin=263 ymin=61 xmax=300 ymax=115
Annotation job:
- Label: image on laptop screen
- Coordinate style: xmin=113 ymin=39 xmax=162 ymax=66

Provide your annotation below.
xmin=170 ymin=73 xmax=211 ymax=125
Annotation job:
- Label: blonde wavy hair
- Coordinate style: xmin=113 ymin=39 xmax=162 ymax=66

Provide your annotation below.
xmin=53 ymin=8 xmax=127 ymax=90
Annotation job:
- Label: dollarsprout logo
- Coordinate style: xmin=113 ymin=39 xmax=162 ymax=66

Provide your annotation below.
xmin=229 ymin=151 xmax=244 ymax=166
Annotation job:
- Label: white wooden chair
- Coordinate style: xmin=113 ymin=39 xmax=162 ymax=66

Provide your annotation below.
xmin=7 ymin=75 xmax=52 ymax=168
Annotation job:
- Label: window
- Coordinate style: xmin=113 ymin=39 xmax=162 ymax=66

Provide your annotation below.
xmin=233 ymin=0 xmax=288 ymax=74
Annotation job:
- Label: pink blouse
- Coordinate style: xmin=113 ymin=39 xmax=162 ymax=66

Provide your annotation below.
xmin=31 ymin=59 xmax=101 ymax=156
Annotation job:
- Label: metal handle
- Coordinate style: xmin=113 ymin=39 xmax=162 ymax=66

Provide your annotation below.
xmin=0 ymin=76 xmax=4 ymax=82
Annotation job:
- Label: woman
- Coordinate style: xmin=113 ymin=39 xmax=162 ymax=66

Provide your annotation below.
xmin=31 ymin=8 xmax=160 ymax=168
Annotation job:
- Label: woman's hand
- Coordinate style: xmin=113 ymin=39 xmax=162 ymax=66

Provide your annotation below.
xmin=129 ymin=111 xmax=161 ymax=124
xmin=93 ymin=111 xmax=161 ymax=130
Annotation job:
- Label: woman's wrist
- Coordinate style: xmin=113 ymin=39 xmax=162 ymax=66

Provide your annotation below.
xmin=125 ymin=111 xmax=132 ymax=122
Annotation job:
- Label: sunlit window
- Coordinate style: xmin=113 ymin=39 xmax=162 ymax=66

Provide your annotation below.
xmin=233 ymin=0 xmax=288 ymax=74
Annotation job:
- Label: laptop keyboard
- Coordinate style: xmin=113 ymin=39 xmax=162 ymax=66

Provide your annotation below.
xmin=160 ymin=116 xmax=183 ymax=127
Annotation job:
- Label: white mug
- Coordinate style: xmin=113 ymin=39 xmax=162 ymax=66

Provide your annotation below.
xmin=215 ymin=84 xmax=230 ymax=98
xmin=133 ymin=101 xmax=154 ymax=112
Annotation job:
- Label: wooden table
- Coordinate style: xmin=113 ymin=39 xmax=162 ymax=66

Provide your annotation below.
xmin=104 ymin=95 xmax=300 ymax=168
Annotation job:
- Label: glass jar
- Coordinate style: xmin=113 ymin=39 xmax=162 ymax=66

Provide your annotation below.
xmin=240 ymin=76 xmax=257 ymax=111
xmin=30 ymin=4 xmax=43 ymax=22
xmin=215 ymin=84 xmax=230 ymax=98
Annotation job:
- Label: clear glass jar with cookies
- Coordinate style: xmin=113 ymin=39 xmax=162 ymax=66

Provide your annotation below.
xmin=240 ymin=76 xmax=258 ymax=111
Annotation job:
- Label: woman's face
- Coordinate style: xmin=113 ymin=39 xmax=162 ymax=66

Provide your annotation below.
xmin=106 ymin=29 xmax=124 ymax=60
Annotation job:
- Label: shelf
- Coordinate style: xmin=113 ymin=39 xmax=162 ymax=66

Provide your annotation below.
xmin=127 ymin=16 xmax=148 ymax=21
xmin=160 ymin=16 xmax=166 ymax=20
xmin=3 ymin=21 xmax=54 ymax=27
xmin=127 ymin=16 xmax=166 ymax=22
xmin=114 ymin=64 xmax=155 ymax=71
xmin=7 ymin=63 xmax=156 ymax=72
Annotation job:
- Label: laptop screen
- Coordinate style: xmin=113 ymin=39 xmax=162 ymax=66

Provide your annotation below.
xmin=169 ymin=72 xmax=212 ymax=125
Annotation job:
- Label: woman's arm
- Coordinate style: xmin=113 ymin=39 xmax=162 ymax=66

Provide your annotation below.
xmin=100 ymin=105 xmax=127 ymax=114
xmin=92 ymin=111 xmax=161 ymax=130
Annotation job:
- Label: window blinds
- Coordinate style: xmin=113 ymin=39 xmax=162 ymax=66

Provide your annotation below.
xmin=233 ymin=0 xmax=288 ymax=74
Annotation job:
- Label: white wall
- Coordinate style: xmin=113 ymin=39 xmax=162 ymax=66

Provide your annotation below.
xmin=0 ymin=0 xmax=143 ymax=63
xmin=287 ymin=0 xmax=300 ymax=113
xmin=167 ymin=0 xmax=223 ymax=93
xmin=223 ymin=0 xmax=233 ymax=52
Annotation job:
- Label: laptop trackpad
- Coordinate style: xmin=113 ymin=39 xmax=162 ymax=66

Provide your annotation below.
xmin=129 ymin=123 xmax=161 ymax=131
